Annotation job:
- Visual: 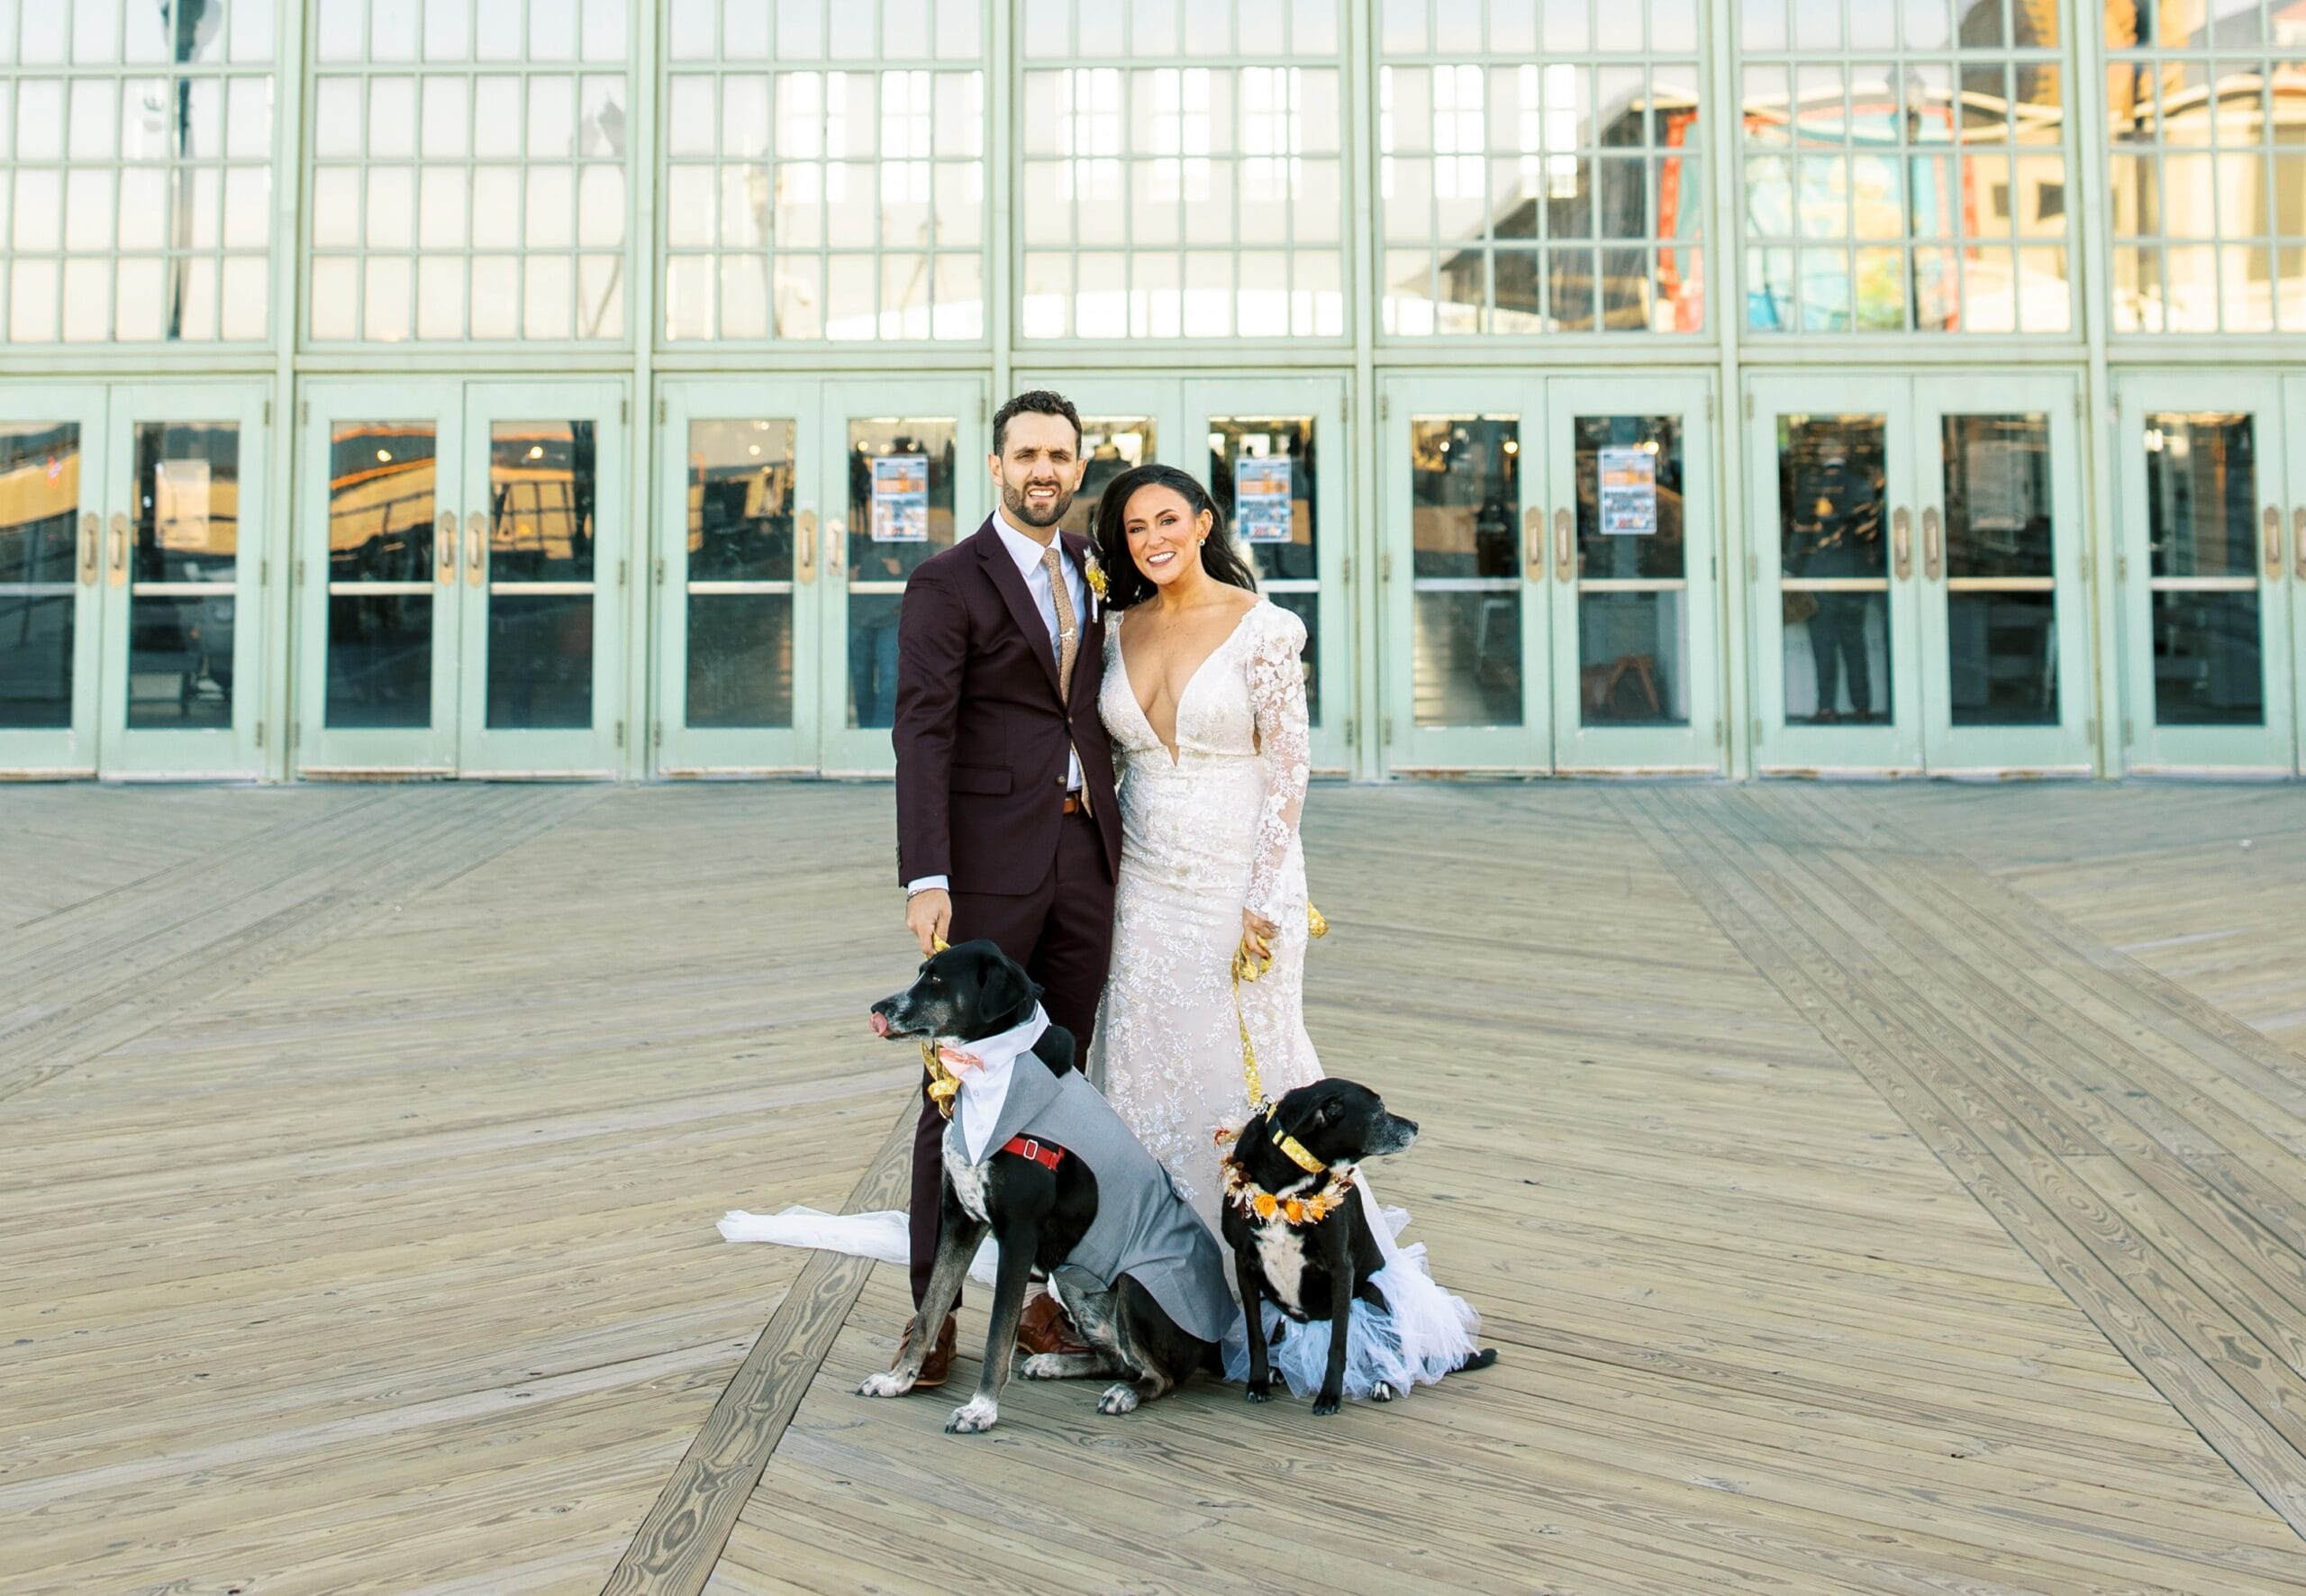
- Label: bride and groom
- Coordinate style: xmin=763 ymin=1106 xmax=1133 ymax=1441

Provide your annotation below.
xmin=723 ymin=389 xmax=1479 ymax=1401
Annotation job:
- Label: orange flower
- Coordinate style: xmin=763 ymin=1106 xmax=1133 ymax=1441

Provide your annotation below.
xmin=1252 ymin=1192 xmax=1279 ymax=1220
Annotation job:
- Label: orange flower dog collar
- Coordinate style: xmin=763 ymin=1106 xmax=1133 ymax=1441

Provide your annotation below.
xmin=1221 ymin=1160 xmax=1356 ymax=1228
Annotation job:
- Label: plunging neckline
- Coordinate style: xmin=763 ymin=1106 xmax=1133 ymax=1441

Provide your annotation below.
xmin=1114 ymin=603 xmax=1261 ymax=766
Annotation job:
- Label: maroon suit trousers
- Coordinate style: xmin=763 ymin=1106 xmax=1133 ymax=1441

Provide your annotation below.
xmin=906 ymin=803 xmax=1116 ymax=1308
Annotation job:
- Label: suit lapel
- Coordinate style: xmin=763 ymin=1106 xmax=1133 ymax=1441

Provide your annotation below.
xmin=1059 ymin=531 xmax=1103 ymax=712
xmin=972 ymin=520 xmax=1063 ymax=700
xmin=983 ymin=1057 xmax=1061 ymax=1159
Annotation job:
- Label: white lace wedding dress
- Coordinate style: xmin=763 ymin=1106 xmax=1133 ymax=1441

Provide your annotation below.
xmin=1088 ymin=598 xmax=1482 ymax=1401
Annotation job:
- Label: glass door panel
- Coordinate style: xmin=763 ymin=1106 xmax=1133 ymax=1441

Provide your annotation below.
xmin=2114 ymin=373 xmax=2295 ymax=773
xmin=816 ymin=377 xmax=985 ymax=774
xmin=99 ymin=385 xmax=268 ymax=778
xmin=458 ymin=382 xmax=628 ymax=776
xmin=1913 ymin=374 xmax=2092 ymax=772
xmin=655 ymin=382 xmax=816 ymax=774
xmin=1189 ymin=376 xmax=1348 ymax=772
xmin=1549 ymin=375 xmax=1721 ymax=772
xmin=0 ymin=390 xmax=106 ymax=775
xmin=1380 ymin=375 xmax=1547 ymax=770
xmin=297 ymin=380 xmax=465 ymax=775
xmin=1749 ymin=375 xmax=1923 ymax=772
xmin=2288 ymin=376 xmax=2306 ymax=775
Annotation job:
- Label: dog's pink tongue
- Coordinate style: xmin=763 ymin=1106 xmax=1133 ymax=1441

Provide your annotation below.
xmin=868 ymin=1011 xmax=890 ymax=1037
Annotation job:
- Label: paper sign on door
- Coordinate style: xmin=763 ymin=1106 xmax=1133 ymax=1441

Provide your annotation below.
xmin=1235 ymin=457 xmax=1294 ymax=543
xmin=869 ymin=454 xmax=930 ymax=542
xmin=1597 ymin=446 xmax=1657 ymax=536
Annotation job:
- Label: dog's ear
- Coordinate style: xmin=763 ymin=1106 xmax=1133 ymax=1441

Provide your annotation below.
xmin=984 ymin=957 xmax=1040 ymax=1025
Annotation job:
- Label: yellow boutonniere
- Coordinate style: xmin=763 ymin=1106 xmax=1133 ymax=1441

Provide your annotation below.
xmin=1083 ymin=552 xmax=1109 ymax=601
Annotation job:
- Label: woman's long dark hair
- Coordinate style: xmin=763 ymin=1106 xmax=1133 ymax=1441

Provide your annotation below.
xmin=1093 ymin=463 xmax=1259 ymax=611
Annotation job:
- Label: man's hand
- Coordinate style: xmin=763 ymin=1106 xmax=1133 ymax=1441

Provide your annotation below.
xmin=906 ymin=888 xmax=953 ymax=956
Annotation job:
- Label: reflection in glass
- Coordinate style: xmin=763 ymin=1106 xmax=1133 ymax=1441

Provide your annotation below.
xmin=1061 ymin=418 xmax=1155 ymax=538
xmin=0 ymin=422 xmax=82 ymax=727
xmin=326 ymin=594 xmax=433 ymax=728
xmin=133 ymin=422 xmax=240 ymax=582
xmin=1209 ymin=413 xmax=1319 ymax=724
xmin=327 ymin=422 xmax=436 ymax=580
xmin=127 ymin=594 xmax=235 ymax=728
xmin=1778 ymin=413 xmax=1890 ymax=723
xmin=486 ymin=593 xmax=594 ymax=729
xmin=2142 ymin=410 xmax=2264 ymax=726
xmin=685 ymin=417 xmax=795 ymax=729
xmin=1941 ymin=412 xmax=2056 ymax=725
xmin=1408 ymin=415 xmax=1520 ymax=727
xmin=848 ymin=416 xmax=958 ymax=728
xmin=490 ymin=420 xmax=595 ymax=581
xmin=1574 ymin=413 xmax=1688 ymax=728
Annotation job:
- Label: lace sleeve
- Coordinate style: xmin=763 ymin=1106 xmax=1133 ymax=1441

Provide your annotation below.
xmin=1244 ymin=604 xmax=1312 ymax=921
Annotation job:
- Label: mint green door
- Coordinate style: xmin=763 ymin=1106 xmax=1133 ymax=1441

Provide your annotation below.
xmin=97 ymin=384 xmax=270 ymax=779
xmin=1546 ymin=376 xmax=1722 ymax=773
xmin=2290 ymin=376 xmax=2306 ymax=775
xmin=653 ymin=381 xmax=822 ymax=775
xmin=296 ymin=380 xmax=626 ymax=777
xmin=816 ymin=378 xmax=987 ymax=775
xmin=1912 ymin=374 xmax=2093 ymax=775
xmin=2113 ymin=373 xmax=2296 ymax=775
xmin=1379 ymin=375 xmax=1548 ymax=771
xmin=0 ymin=388 xmax=107 ymax=776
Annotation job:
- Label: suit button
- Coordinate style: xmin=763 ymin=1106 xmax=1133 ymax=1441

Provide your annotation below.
xmin=1055 ymin=775 xmax=1066 ymax=788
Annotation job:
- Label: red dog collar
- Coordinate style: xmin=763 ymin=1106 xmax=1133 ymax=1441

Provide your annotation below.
xmin=1000 ymin=1134 xmax=1064 ymax=1171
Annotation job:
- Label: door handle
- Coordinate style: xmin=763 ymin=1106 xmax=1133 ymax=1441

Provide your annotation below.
xmin=436 ymin=512 xmax=458 ymax=584
xmin=79 ymin=512 xmax=98 ymax=585
xmin=826 ymin=517 xmax=844 ymax=576
xmin=467 ymin=512 xmax=486 ymax=585
xmin=1921 ymin=507 xmax=1942 ymax=581
xmin=1554 ymin=508 xmax=1573 ymax=583
xmin=2267 ymin=506 xmax=2284 ymax=580
xmin=109 ymin=512 xmax=129 ymax=586
xmin=1522 ymin=507 xmax=1543 ymax=580
xmin=2294 ymin=507 xmax=2306 ymax=582
xmin=1893 ymin=506 xmax=1912 ymax=579
xmin=796 ymin=508 xmax=818 ymax=584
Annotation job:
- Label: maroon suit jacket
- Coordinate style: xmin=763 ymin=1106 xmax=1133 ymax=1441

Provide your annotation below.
xmin=894 ymin=518 xmax=1121 ymax=894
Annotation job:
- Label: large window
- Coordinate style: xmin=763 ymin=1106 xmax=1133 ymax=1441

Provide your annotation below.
xmin=1739 ymin=0 xmax=2071 ymax=333
xmin=1020 ymin=0 xmax=1345 ymax=340
xmin=1380 ymin=0 xmax=1705 ymax=335
xmin=0 ymin=0 xmax=276 ymax=344
xmin=661 ymin=0 xmax=986 ymax=341
xmin=2106 ymin=3 xmax=2306 ymax=333
xmin=308 ymin=0 xmax=630 ymax=343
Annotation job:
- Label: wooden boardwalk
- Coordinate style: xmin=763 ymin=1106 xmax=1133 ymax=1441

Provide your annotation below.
xmin=5 ymin=780 xmax=2306 ymax=1595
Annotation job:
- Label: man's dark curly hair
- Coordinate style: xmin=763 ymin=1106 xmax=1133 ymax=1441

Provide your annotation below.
xmin=993 ymin=389 xmax=1083 ymax=457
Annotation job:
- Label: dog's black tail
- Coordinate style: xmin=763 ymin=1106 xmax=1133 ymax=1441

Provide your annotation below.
xmin=1201 ymin=1338 xmax=1226 ymax=1376
xmin=1451 ymin=1347 xmax=1500 ymax=1374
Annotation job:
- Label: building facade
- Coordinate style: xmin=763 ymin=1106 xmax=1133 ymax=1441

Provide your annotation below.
xmin=2 ymin=0 xmax=2301 ymax=781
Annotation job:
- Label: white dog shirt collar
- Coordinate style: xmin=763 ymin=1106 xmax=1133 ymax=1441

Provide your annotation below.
xmin=944 ymin=1004 xmax=1052 ymax=1164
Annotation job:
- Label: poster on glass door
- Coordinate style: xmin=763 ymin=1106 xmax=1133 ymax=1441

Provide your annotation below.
xmin=1597 ymin=446 xmax=1657 ymax=536
xmin=870 ymin=455 xmax=930 ymax=541
xmin=1235 ymin=457 xmax=1294 ymax=543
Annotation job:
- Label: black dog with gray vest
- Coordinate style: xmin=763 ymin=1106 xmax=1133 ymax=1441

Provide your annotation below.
xmin=859 ymin=940 xmax=1235 ymax=1433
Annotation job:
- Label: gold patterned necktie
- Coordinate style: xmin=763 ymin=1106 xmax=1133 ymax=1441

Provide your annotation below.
xmin=1042 ymin=545 xmax=1078 ymax=701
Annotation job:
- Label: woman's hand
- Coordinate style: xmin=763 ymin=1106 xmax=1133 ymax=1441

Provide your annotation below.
xmin=1239 ymin=908 xmax=1279 ymax=966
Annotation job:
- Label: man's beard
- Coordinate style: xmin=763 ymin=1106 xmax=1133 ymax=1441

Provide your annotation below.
xmin=1001 ymin=476 xmax=1073 ymax=530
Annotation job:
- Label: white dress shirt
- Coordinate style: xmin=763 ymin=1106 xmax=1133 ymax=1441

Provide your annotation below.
xmin=906 ymin=511 xmax=1087 ymax=896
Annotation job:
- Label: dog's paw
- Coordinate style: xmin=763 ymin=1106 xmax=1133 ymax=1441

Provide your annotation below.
xmin=1312 ymin=1387 xmax=1343 ymax=1416
xmin=944 ymin=1395 xmax=999 ymax=1433
xmin=1096 ymin=1382 xmax=1141 ymax=1416
xmin=1243 ymin=1379 xmax=1273 ymax=1404
xmin=1370 ymin=1381 xmax=1399 ymax=1402
xmin=1020 ymin=1352 xmax=1076 ymax=1380
xmin=857 ymin=1370 xmax=914 ymax=1399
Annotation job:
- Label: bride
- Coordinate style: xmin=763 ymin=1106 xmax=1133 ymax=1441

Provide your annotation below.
xmin=1085 ymin=462 xmax=1487 ymax=1402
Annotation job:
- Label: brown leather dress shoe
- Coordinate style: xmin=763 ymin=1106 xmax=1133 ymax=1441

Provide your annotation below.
xmin=895 ymin=1311 xmax=958 ymax=1389
xmin=1015 ymin=1291 xmax=1093 ymax=1357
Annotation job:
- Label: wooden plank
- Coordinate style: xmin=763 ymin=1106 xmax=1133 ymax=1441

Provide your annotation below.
xmin=599 ymin=1099 xmax=915 ymax=1596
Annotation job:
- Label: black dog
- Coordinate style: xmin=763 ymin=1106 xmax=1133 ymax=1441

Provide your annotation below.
xmin=1221 ymin=1078 xmax=1499 ymax=1414
xmin=859 ymin=940 xmax=1228 ymax=1433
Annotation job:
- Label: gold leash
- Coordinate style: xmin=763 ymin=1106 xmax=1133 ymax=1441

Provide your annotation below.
xmin=1230 ymin=903 xmax=1327 ymax=1114
xmin=920 ymin=934 xmax=960 ymax=1118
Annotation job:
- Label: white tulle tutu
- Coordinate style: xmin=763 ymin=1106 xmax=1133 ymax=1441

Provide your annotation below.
xmin=721 ymin=1175 xmax=1481 ymax=1404
xmin=1217 ymin=1184 xmax=1483 ymax=1402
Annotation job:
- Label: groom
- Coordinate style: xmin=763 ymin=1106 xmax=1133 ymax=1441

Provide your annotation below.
xmin=891 ymin=389 xmax=1123 ymax=1384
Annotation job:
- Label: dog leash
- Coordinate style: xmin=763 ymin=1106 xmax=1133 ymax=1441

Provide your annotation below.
xmin=920 ymin=934 xmax=960 ymax=1118
xmin=1230 ymin=902 xmax=1328 ymax=1114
